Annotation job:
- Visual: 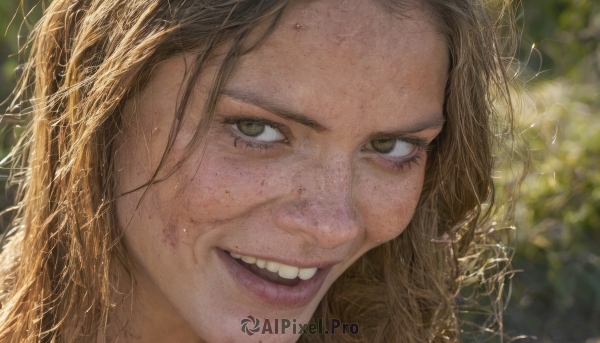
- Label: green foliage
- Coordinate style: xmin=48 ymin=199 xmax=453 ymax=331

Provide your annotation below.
xmin=503 ymin=81 xmax=600 ymax=342
xmin=498 ymin=1 xmax=600 ymax=342
xmin=519 ymin=0 xmax=600 ymax=81
xmin=0 ymin=0 xmax=20 ymax=104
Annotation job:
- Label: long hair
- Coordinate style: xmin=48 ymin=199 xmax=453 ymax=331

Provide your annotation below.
xmin=0 ymin=0 xmax=524 ymax=342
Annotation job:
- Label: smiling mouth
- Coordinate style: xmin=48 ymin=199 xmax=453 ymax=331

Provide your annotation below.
xmin=218 ymin=248 xmax=332 ymax=307
xmin=227 ymin=251 xmax=318 ymax=287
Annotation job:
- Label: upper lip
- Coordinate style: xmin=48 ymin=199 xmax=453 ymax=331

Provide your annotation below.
xmin=223 ymin=248 xmax=343 ymax=269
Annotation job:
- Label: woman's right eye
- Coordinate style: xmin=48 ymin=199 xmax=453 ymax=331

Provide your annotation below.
xmin=233 ymin=120 xmax=285 ymax=142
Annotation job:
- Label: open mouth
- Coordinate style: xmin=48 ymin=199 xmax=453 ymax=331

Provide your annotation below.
xmin=218 ymin=248 xmax=332 ymax=307
xmin=226 ymin=251 xmax=318 ymax=287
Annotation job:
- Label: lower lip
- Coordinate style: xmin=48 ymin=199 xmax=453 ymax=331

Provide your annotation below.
xmin=216 ymin=248 xmax=332 ymax=308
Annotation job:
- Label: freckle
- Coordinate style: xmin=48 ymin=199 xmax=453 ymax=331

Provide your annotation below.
xmin=261 ymin=180 xmax=265 ymax=186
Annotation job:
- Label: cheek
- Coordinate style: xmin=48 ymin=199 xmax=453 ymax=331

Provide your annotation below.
xmin=354 ymin=167 xmax=425 ymax=244
xmin=173 ymin=148 xmax=290 ymax=225
xmin=114 ymin=136 xmax=201 ymax=255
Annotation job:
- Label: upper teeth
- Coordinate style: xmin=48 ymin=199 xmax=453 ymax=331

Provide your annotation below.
xmin=230 ymin=252 xmax=318 ymax=280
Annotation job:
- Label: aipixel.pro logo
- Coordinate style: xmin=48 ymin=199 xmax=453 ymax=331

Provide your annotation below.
xmin=240 ymin=315 xmax=261 ymax=336
xmin=240 ymin=316 xmax=359 ymax=336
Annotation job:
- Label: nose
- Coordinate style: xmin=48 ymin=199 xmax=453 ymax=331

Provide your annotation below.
xmin=274 ymin=154 xmax=361 ymax=249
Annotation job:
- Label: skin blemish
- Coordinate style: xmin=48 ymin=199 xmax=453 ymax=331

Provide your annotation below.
xmin=294 ymin=22 xmax=307 ymax=30
xmin=162 ymin=221 xmax=180 ymax=249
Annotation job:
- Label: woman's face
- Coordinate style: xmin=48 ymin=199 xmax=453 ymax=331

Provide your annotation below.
xmin=114 ymin=1 xmax=447 ymax=342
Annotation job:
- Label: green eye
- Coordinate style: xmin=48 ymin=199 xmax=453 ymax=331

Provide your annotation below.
xmin=371 ymin=139 xmax=396 ymax=153
xmin=237 ymin=121 xmax=265 ymax=137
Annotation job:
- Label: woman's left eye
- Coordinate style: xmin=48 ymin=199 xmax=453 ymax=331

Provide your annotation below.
xmin=370 ymin=138 xmax=415 ymax=157
xmin=233 ymin=120 xmax=285 ymax=142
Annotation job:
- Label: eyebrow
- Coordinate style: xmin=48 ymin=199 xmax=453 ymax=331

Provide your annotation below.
xmin=370 ymin=116 xmax=446 ymax=138
xmin=221 ymin=88 xmax=446 ymax=136
xmin=221 ymin=89 xmax=329 ymax=132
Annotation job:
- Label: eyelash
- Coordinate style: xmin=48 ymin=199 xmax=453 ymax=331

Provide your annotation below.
xmin=231 ymin=134 xmax=277 ymax=151
xmin=223 ymin=117 xmax=430 ymax=171
xmin=390 ymin=154 xmax=423 ymax=171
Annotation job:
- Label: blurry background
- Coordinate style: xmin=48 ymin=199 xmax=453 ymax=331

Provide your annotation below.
xmin=503 ymin=1 xmax=600 ymax=341
xmin=0 ymin=0 xmax=598 ymax=342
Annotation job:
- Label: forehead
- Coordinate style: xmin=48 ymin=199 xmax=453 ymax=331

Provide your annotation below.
xmin=228 ymin=0 xmax=448 ymax=127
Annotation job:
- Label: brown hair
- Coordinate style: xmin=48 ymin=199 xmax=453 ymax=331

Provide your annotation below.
xmin=0 ymin=0 xmax=523 ymax=342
